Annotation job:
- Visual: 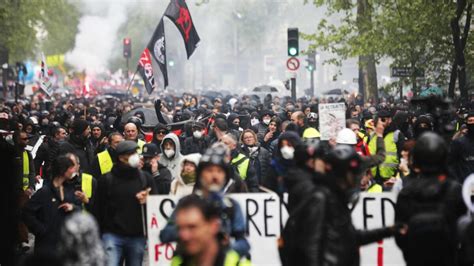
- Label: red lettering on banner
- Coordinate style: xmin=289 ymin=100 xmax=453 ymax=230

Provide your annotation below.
xmin=151 ymin=214 xmax=158 ymax=229
xmin=377 ymin=240 xmax=384 ymax=266
xmin=154 ymin=243 xmax=176 ymax=262
xmin=165 ymin=243 xmax=175 ymax=260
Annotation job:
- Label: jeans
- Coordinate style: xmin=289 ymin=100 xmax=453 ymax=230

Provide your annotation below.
xmin=103 ymin=233 xmax=146 ymax=266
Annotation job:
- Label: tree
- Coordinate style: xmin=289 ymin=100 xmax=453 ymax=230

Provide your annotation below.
xmin=449 ymin=0 xmax=472 ymax=98
xmin=0 ymin=0 xmax=79 ymax=62
xmin=304 ymin=0 xmax=471 ymax=99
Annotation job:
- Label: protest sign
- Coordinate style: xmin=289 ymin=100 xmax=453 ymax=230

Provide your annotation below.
xmin=318 ymin=102 xmax=346 ymax=140
xmin=146 ymin=192 xmax=403 ymax=266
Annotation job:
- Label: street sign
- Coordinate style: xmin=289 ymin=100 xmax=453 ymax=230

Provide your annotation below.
xmin=286 ymin=57 xmax=300 ymax=71
xmin=391 ymin=67 xmax=424 ymax=78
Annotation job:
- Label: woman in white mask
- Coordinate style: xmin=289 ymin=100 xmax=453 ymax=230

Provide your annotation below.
xmin=159 ymin=133 xmax=184 ymax=180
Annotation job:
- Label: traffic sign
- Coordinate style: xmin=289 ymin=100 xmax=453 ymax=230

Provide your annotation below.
xmin=391 ymin=67 xmax=424 ymax=78
xmin=286 ymin=57 xmax=300 ymax=71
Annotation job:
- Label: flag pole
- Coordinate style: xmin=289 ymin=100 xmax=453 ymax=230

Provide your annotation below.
xmin=126 ymin=69 xmax=139 ymax=94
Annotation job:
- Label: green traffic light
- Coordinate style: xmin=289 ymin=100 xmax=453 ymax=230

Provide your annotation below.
xmin=288 ymin=47 xmax=298 ymax=56
xmin=168 ymin=60 xmax=175 ymax=67
xmin=307 ymin=65 xmax=314 ymax=71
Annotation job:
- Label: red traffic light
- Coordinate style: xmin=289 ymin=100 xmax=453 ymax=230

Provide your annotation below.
xmin=123 ymin=38 xmax=131 ymax=45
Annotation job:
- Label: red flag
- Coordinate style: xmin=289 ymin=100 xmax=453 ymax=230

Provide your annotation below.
xmin=164 ymin=0 xmax=200 ymax=58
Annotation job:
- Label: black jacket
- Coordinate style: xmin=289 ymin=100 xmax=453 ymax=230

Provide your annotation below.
xmin=22 ymin=181 xmax=78 ymax=255
xmin=448 ymin=135 xmax=474 ymax=183
xmin=59 ymin=135 xmax=95 ymax=174
xmin=254 ymin=123 xmax=268 ymax=144
xmin=44 ymin=139 xmax=62 ymax=180
xmin=395 ymin=176 xmax=465 ymax=266
xmin=230 ymin=150 xmax=259 ymax=193
xmin=241 ymin=145 xmax=271 ymax=184
xmin=63 ymin=173 xmax=98 ymax=212
xmin=94 ymin=163 xmax=157 ymax=237
xmin=182 ymin=135 xmax=210 ymax=155
xmin=142 ymin=163 xmax=172 ymax=195
xmin=280 ymin=173 xmax=395 ymax=266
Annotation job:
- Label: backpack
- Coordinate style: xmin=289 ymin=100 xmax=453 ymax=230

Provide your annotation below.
xmin=403 ymin=180 xmax=455 ymax=260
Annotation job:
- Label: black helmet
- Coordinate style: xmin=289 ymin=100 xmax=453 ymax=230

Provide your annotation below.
xmin=127 ymin=116 xmax=142 ymax=129
xmin=412 ymin=132 xmax=447 ymax=174
xmin=324 ymin=145 xmax=363 ymax=177
xmin=196 ymin=143 xmax=231 ymax=184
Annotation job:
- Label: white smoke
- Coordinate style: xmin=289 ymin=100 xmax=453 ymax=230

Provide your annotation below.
xmin=66 ymin=1 xmax=129 ymax=74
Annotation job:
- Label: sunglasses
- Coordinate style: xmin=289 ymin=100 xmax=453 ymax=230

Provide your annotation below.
xmin=157 ymin=130 xmax=168 ymax=135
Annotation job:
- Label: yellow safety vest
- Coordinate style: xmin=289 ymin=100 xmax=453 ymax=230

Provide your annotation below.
xmin=97 ymin=150 xmax=113 ymax=175
xmin=137 ymin=139 xmax=145 ymax=154
xmin=171 ymin=250 xmax=251 ymax=266
xmin=232 ymin=154 xmax=250 ymax=180
xmin=23 ymin=151 xmax=30 ymax=191
xmin=368 ymin=132 xmax=399 ymax=180
xmin=302 ymin=127 xmax=321 ymax=139
xmin=367 ymin=183 xmax=383 ymax=193
xmin=81 ymin=173 xmax=93 ymax=199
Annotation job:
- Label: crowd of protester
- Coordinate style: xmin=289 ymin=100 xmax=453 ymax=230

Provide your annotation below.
xmin=2 ymin=90 xmax=474 ymax=266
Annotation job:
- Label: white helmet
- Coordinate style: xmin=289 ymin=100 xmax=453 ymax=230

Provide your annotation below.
xmin=336 ymin=128 xmax=357 ymax=145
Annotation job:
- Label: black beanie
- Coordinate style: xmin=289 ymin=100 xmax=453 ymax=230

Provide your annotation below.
xmin=72 ymin=119 xmax=89 ymax=135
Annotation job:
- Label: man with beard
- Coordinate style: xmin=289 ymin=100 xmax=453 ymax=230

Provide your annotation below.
xmin=290 ymin=111 xmax=320 ymax=140
xmin=90 ymin=122 xmax=107 ymax=154
xmin=59 ymin=119 xmax=94 ymax=174
xmin=448 ymin=111 xmax=474 ymax=183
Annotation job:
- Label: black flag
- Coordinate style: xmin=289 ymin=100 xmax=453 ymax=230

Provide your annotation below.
xmin=164 ymin=0 xmax=200 ymax=58
xmin=137 ymin=48 xmax=157 ymax=95
xmin=147 ymin=19 xmax=168 ymax=87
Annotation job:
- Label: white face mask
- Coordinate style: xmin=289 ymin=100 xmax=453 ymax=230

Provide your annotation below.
xmin=193 ymin=130 xmax=203 ymax=139
xmin=251 ymin=118 xmax=259 ymax=126
xmin=280 ymin=146 xmax=295 ymax=160
xmin=164 ymin=149 xmax=175 ymax=158
xmin=263 ymin=118 xmax=271 ymax=125
xmin=128 ymin=153 xmax=141 ymax=168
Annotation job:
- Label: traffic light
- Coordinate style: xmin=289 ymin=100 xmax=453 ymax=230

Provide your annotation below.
xmin=168 ymin=60 xmax=175 ymax=67
xmin=306 ymin=51 xmax=316 ymax=71
xmin=123 ymin=38 xmax=131 ymax=58
xmin=287 ymin=28 xmax=299 ymax=56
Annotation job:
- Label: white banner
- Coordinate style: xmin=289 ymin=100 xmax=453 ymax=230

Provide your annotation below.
xmin=146 ymin=192 xmax=404 ymax=266
xmin=318 ymin=102 xmax=346 ymax=140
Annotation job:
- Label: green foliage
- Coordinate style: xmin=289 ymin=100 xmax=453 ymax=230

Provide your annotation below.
xmin=0 ymin=0 xmax=79 ymax=62
xmin=304 ymin=0 xmax=460 ymax=86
